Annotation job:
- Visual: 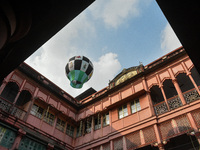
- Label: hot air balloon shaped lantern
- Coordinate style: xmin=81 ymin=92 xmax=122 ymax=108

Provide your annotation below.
xmin=65 ymin=56 xmax=94 ymax=88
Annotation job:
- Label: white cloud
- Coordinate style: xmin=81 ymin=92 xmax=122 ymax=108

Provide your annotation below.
xmin=25 ymin=11 xmax=121 ymax=97
xmin=161 ymin=23 xmax=182 ymax=53
xmin=89 ymin=0 xmax=140 ymax=28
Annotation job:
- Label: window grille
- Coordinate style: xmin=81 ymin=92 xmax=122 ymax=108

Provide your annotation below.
xmin=56 ymin=118 xmax=66 ymax=132
xmin=66 ymin=124 xmax=74 ymax=137
xmin=102 ymin=142 xmax=110 ymax=150
xmin=103 ymin=112 xmax=109 ymax=126
xmin=118 ymin=105 xmax=128 ymax=119
xmin=113 ymin=137 xmax=123 ymax=150
xmin=130 ymin=99 xmax=141 ymax=113
xmin=18 ymin=136 xmax=46 ymax=150
xmin=84 ymin=118 xmax=92 ymax=134
xmin=94 ymin=114 xmax=101 ymax=130
xmin=30 ymin=104 xmax=44 ymax=119
xmin=76 ymin=121 xmax=83 ymax=137
xmin=0 ymin=126 xmax=16 ymax=149
xmin=125 ymin=131 xmax=141 ymax=150
xmin=43 ymin=107 xmax=55 ymax=126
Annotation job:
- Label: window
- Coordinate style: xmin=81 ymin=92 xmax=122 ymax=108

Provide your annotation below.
xmin=66 ymin=124 xmax=74 ymax=137
xmin=131 ymin=99 xmax=141 ymax=113
xmin=76 ymin=121 xmax=83 ymax=137
xmin=103 ymin=112 xmax=109 ymax=126
xmin=118 ymin=105 xmax=128 ymax=119
xmin=43 ymin=110 xmax=55 ymax=126
xmin=84 ymin=118 xmax=92 ymax=134
xmin=30 ymin=104 xmax=44 ymax=119
xmin=94 ymin=114 xmax=101 ymax=130
xmin=56 ymin=118 xmax=66 ymax=132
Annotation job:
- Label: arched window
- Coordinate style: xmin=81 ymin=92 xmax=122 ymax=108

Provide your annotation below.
xmin=191 ymin=67 xmax=200 ymax=86
xmin=15 ymin=90 xmax=32 ymax=107
xmin=163 ymin=79 xmax=178 ymax=99
xmin=176 ymin=73 xmax=194 ymax=93
xmin=150 ymin=85 xmax=164 ymax=105
xmin=0 ymin=82 xmax=19 ymax=103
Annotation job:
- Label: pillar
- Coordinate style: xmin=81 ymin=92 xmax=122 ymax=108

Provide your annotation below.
xmin=11 ymin=129 xmax=26 ymax=150
xmin=13 ymin=79 xmax=26 ymax=104
xmin=142 ymin=77 xmax=155 ymax=116
xmin=168 ymin=68 xmax=186 ymax=105
xmin=123 ymin=136 xmax=127 ymax=150
xmin=172 ymin=79 xmax=186 ymax=105
xmin=23 ymin=87 xmax=39 ymax=121
xmin=110 ymin=140 xmax=114 ymax=150
xmin=181 ymin=62 xmax=200 ymax=95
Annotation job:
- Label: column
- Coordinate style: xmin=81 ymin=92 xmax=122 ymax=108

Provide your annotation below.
xmin=172 ymin=79 xmax=186 ymax=105
xmin=123 ymin=136 xmax=127 ymax=150
xmin=23 ymin=87 xmax=39 ymax=121
xmin=51 ymin=115 xmax=57 ymax=135
xmin=181 ymin=62 xmax=200 ymax=94
xmin=0 ymin=80 xmax=7 ymax=95
xmin=160 ymin=85 xmax=170 ymax=110
xmin=142 ymin=77 xmax=155 ymax=116
xmin=13 ymin=79 xmax=26 ymax=104
xmin=187 ymin=113 xmax=200 ymax=144
xmin=168 ymin=68 xmax=186 ymax=105
xmin=91 ymin=115 xmax=94 ymax=140
xmin=11 ymin=129 xmax=26 ymax=150
xmin=110 ymin=140 xmax=114 ymax=150
xmin=153 ymin=124 xmax=162 ymax=146
xmin=109 ymin=110 xmax=112 ymax=132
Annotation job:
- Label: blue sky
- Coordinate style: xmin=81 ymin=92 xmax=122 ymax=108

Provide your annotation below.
xmin=25 ymin=0 xmax=181 ymax=97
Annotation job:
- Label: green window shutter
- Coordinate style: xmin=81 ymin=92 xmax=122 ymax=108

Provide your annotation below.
xmin=18 ymin=137 xmax=46 ymax=150
xmin=0 ymin=126 xmax=16 ymax=149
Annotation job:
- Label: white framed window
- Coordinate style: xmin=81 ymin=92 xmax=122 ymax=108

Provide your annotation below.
xmin=118 ymin=105 xmax=128 ymax=119
xmin=94 ymin=114 xmax=101 ymax=130
xmin=131 ymin=99 xmax=141 ymax=113
xmin=30 ymin=104 xmax=44 ymax=119
xmin=103 ymin=112 xmax=109 ymax=126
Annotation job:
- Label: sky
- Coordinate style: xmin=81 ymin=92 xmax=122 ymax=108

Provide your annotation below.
xmin=25 ymin=0 xmax=182 ymax=97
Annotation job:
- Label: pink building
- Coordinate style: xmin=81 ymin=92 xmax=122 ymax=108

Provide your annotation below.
xmin=0 ymin=46 xmax=200 ymax=150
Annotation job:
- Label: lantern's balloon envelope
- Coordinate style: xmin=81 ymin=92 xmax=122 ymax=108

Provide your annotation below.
xmin=65 ymin=56 xmax=94 ymax=88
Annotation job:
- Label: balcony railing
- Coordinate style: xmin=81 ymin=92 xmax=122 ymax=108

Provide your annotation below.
xmin=154 ymin=88 xmax=200 ymax=115
xmin=183 ymin=88 xmax=200 ymax=104
xmin=0 ymin=97 xmax=27 ymax=120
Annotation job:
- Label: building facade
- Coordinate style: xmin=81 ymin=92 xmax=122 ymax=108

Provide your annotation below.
xmin=0 ymin=46 xmax=200 ymax=150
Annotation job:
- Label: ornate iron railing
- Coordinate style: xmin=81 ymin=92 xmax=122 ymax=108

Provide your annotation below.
xmin=154 ymin=102 xmax=168 ymax=115
xmin=0 ymin=97 xmax=26 ymax=120
xmin=168 ymin=96 xmax=182 ymax=110
xmin=183 ymin=89 xmax=200 ymax=104
xmin=154 ymin=88 xmax=200 ymax=116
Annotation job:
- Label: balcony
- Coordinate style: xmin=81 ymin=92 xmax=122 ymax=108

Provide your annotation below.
xmin=0 ymin=96 xmax=27 ymax=120
xmin=154 ymin=88 xmax=200 ymax=115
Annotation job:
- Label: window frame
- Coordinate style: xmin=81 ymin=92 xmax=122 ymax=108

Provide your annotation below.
xmin=103 ymin=112 xmax=109 ymax=127
xmin=118 ymin=104 xmax=128 ymax=119
xmin=94 ymin=114 xmax=101 ymax=130
xmin=66 ymin=124 xmax=74 ymax=137
xmin=130 ymin=99 xmax=141 ymax=114
xmin=56 ymin=118 xmax=66 ymax=132
xmin=30 ymin=104 xmax=44 ymax=119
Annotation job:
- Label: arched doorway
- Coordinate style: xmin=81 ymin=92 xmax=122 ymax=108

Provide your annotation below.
xmin=0 ymin=82 xmax=19 ymax=103
xmin=15 ymin=90 xmax=32 ymax=109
